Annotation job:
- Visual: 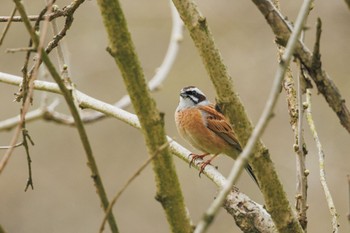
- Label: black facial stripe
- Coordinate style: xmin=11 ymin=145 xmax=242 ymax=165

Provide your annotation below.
xmin=185 ymin=89 xmax=206 ymax=104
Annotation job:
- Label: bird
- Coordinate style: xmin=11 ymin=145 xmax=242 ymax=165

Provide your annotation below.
xmin=175 ymin=86 xmax=259 ymax=186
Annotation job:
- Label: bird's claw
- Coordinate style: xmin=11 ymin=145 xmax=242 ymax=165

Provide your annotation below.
xmin=198 ymin=160 xmax=212 ymax=177
xmin=188 ymin=153 xmax=209 ymax=168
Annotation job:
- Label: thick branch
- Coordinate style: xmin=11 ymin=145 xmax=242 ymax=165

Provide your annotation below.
xmin=251 ymin=0 xmax=350 ymax=134
xmin=171 ymin=0 xmax=303 ymax=232
xmin=95 ymin=0 xmax=192 ymax=232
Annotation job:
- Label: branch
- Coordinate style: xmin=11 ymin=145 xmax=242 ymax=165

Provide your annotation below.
xmin=0 ymin=72 xmax=276 ymax=232
xmin=0 ymin=7 xmax=16 ymax=46
xmin=171 ymin=0 xmax=303 ymax=232
xmin=0 ymin=2 xmax=78 ymax=22
xmin=194 ymin=1 xmax=312 ymax=232
xmin=95 ymin=0 xmax=191 ymax=232
xmin=251 ymin=0 xmax=350 ymax=134
xmin=345 ymin=0 xmax=350 ymax=10
xmin=0 ymin=2 xmax=183 ymax=128
xmin=305 ymin=89 xmax=339 ymax=233
xmin=99 ymin=140 xmax=170 ymax=233
xmin=0 ymin=100 xmax=56 ymax=130
xmin=11 ymin=0 xmax=119 ymax=232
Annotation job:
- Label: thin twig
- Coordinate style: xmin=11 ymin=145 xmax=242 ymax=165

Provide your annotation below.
xmin=0 ymin=1 xmax=53 ymax=178
xmin=73 ymin=0 xmax=184 ymax=124
xmin=0 ymin=72 xmax=276 ymax=231
xmin=0 ymin=142 xmax=23 ymax=149
xmin=6 ymin=47 xmax=35 ymax=53
xmin=305 ymin=89 xmax=339 ymax=233
xmin=252 ymin=0 xmax=350 ymax=134
xmin=11 ymin=0 xmax=119 ymax=231
xmin=295 ymin=32 xmax=308 ymax=229
xmin=0 ymin=7 xmax=16 ymax=46
xmin=23 ymin=0 xmax=54 ymax=192
xmin=0 ymin=3 xmax=72 ymax=22
xmin=99 ymin=140 xmax=171 ymax=233
xmin=0 ymin=100 xmax=59 ymax=131
xmin=194 ymin=1 xmax=313 ymax=232
xmin=0 ymin=0 xmax=181 ymax=128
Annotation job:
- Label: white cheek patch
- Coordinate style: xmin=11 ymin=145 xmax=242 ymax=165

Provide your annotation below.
xmin=189 ymin=95 xmax=199 ymax=104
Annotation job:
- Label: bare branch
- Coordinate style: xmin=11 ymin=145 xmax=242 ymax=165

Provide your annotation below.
xmin=0 ymin=72 xmax=276 ymax=232
xmin=295 ymin=39 xmax=308 ymax=229
xmin=0 ymin=142 xmax=23 ymax=149
xmin=96 ymin=0 xmax=191 ymax=231
xmin=251 ymin=0 xmax=350 ymax=134
xmin=193 ymin=1 xmax=313 ymax=232
xmin=344 ymin=0 xmax=350 ymax=10
xmin=0 ymin=1 xmax=183 ymax=128
xmin=11 ymin=0 xmax=119 ymax=231
xmin=99 ymin=140 xmax=170 ymax=233
xmin=0 ymin=7 xmax=16 ymax=46
xmin=305 ymin=90 xmax=339 ymax=233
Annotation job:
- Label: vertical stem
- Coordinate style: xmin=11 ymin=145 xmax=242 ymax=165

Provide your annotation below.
xmin=96 ymin=0 xmax=192 ymax=232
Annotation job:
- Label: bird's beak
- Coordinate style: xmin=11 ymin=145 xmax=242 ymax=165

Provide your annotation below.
xmin=180 ymin=93 xmax=187 ymax=98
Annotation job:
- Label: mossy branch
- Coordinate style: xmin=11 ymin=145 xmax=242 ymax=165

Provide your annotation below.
xmin=171 ymin=0 xmax=303 ymax=232
xmin=95 ymin=0 xmax=192 ymax=232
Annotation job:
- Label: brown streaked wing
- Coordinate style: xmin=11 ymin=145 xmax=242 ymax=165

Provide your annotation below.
xmin=198 ymin=105 xmax=242 ymax=152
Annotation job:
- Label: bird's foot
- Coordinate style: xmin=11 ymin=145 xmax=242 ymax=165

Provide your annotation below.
xmin=198 ymin=159 xmax=213 ymax=177
xmin=189 ymin=153 xmax=209 ymax=168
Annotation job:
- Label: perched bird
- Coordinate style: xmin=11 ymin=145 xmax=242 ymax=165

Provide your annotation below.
xmin=175 ymin=86 xmax=259 ymax=186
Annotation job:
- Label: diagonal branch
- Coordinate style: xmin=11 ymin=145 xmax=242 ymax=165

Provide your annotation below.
xmin=193 ymin=1 xmax=313 ymax=232
xmin=0 ymin=72 xmax=276 ymax=232
xmin=251 ymin=0 xmax=350 ymax=134
xmin=171 ymin=0 xmax=303 ymax=232
xmin=0 ymin=1 xmax=183 ymax=129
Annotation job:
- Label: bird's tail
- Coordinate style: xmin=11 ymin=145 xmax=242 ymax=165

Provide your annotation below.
xmin=245 ymin=164 xmax=260 ymax=188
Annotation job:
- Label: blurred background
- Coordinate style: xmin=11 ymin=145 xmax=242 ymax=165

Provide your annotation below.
xmin=0 ymin=0 xmax=349 ymax=232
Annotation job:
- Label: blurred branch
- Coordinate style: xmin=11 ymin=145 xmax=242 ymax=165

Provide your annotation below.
xmin=347 ymin=175 xmax=350 ymax=222
xmin=0 ymin=142 xmax=23 ymax=149
xmin=345 ymin=0 xmax=350 ymax=10
xmin=45 ymin=0 xmax=85 ymax=55
xmin=0 ymin=100 xmax=59 ymax=131
xmin=251 ymin=0 xmax=350 ymax=134
xmin=171 ymin=0 xmax=303 ymax=232
xmin=0 ymin=224 xmax=6 ymax=233
xmin=0 ymin=1 xmax=183 ymax=128
xmin=0 ymin=72 xmax=276 ymax=232
xmin=0 ymin=1 xmax=81 ymax=22
xmin=274 ymin=0 xmax=309 ymax=226
xmin=96 ymin=0 xmax=191 ymax=232
xmin=305 ymin=89 xmax=339 ymax=233
xmin=0 ymin=7 xmax=16 ymax=46
xmin=11 ymin=0 xmax=119 ymax=231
